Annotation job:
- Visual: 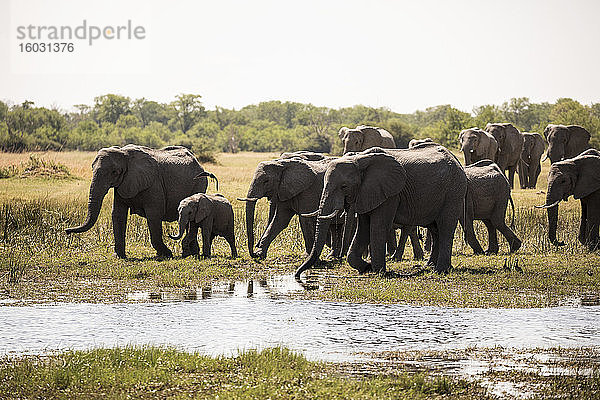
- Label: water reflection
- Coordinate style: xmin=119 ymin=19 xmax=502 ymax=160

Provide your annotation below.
xmin=126 ymin=274 xmax=324 ymax=302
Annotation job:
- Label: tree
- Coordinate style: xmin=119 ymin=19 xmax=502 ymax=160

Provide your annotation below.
xmin=94 ymin=94 xmax=131 ymax=125
xmin=171 ymin=94 xmax=206 ymax=133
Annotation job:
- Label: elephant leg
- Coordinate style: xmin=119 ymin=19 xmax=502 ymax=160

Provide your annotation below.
xmin=112 ymin=200 xmax=128 ymax=259
xmin=182 ymin=222 xmax=200 ymax=257
xmin=146 ymin=216 xmax=173 ymax=258
xmin=483 ymin=219 xmax=499 ymax=254
xmin=462 ymin=217 xmax=484 ymax=255
xmin=493 ymin=214 xmax=521 ymax=253
xmin=586 ymin=202 xmax=600 ymax=251
xmin=347 ymin=214 xmax=371 ymax=274
xmin=392 ymin=228 xmax=409 ymax=261
xmin=578 ymin=201 xmax=588 ymax=245
xmin=408 ymin=227 xmax=424 ymax=260
xmin=518 ymin=160 xmax=528 ymax=189
xmin=532 ymin=163 xmax=541 ymax=189
xmin=342 ymin=212 xmax=357 ymax=257
xmin=507 ymin=165 xmax=517 ymax=189
xmin=386 ymin=229 xmax=397 ymax=256
xmin=329 ymin=221 xmax=344 ymax=258
xmin=299 ymin=216 xmax=316 ymax=256
xmin=424 ymin=228 xmax=432 ymax=252
xmin=435 ymin=215 xmax=458 ymax=273
xmin=427 ymin=223 xmax=439 ymax=267
xmin=255 ymin=206 xmax=294 ymax=259
xmin=225 ymin=226 xmax=238 ymax=258
xmin=369 ymin=200 xmax=396 ymax=274
xmin=201 ymin=226 xmax=213 ymax=258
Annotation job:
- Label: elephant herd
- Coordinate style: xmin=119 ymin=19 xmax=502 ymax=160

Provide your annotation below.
xmin=66 ymin=122 xmax=599 ymax=278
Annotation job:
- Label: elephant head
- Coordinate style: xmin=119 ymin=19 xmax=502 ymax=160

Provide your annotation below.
xmin=239 ymin=158 xmax=317 ymax=258
xmin=536 ymin=151 xmax=600 ymax=245
xmin=338 ymin=127 xmax=364 ymax=154
xmin=296 ymin=149 xmax=406 ymax=277
xmin=66 ymin=145 xmax=158 ymax=234
xmin=169 ymin=194 xmax=209 ymax=240
xmin=459 ymin=128 xmax=497 ymax=165
xmin=543 ymin=124 xmax=591 ymax=164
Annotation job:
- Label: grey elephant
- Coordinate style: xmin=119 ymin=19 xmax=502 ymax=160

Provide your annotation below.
xmin=339 ymin=125 xmax=396 ymax=154
xmin=295 ymin=144 xmax=467 ymax=277
xmin=543 ymin=124 xmax=591 ymax=164
xmin=408 ymin=138 xmax=433 ymax=148
xmin=169 ymin=193 xmax=237 ymax=258
xmin=239 ymin=152 xmax=347 ymax=259
xmin=536 ymin=149 xmax=600 ymax=250
xmin=461 ymin=160 xmax=521 ymax=254
xmin=66 ymin=145 xmax=217 ymax=259
xmin=459 ymin=128 xmax=498 ymax=165
xmin=485 ymin=123 xmax=524 ymax=188
xmin=518 ymin=132 xmax=546 ymax=189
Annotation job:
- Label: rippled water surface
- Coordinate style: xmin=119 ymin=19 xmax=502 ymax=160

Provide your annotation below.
xmin=2 ymin=277 xmax=600 ymax=361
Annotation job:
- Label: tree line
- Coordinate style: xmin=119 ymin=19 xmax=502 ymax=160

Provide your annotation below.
xmin=1 ymin=94 xmax=599 ymax=159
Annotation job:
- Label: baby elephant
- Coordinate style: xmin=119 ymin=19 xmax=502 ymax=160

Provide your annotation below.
xmin=461 ymin=160 xmax=522 ymax=254
xmin=169 ymin=193 xmax=237 ymax=258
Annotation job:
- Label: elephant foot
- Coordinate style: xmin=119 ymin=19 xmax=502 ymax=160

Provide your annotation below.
xmin=434 ymin=264 xmax=451 ymax=274
xmin=155 ymin=252 xmax=173 ymax=261
xmin=509 ymin=239 xmax=522 ymax=253
xmin=485 ymin=249 xmax=498 ymax=256
xmin=115 ymin=252 xmax=126 ymax=259
xmin=254 ymin=248 xmax=267 ymax=260
xmin=181 ymin=251 xmax=198 ymax=258
xmin=473 ymin=249 xmax=485 ymax=255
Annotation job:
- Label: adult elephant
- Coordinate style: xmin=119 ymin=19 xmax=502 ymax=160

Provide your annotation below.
xmin=339 ymin=125 xmax=396 ymax=154
xmin=518 ymin=132 xmax=546 ymax=189
xmin=543 ymin=124 xmax=591 ymax=164
xmin=408 ymin=138 xmax=433 ymax=147
xmin=458 ymin=128 xmax=498 ymax=166
xmin=295 ymin=143 xmax=467 ymax=277
xmin=536 ymin=149 xmax=600 ymax=250
xmin=485 ymin=123 xmax=524 ymax=188
xmin=239 ymin=152 xmax=347 ymax=259
xmin=66 ymin=145 xmax=216 ymax=259
xmin=461 ymin=160 xmax=521 ymax=254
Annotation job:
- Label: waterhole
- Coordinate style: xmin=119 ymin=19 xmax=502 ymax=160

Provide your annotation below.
xmin=1 ymin=282 xmax=599 ymax=361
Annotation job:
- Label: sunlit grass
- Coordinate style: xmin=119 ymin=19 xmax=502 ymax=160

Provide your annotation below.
xmin=0 ymin=150 xmax=598 ymax=307
xmin=0 ymin=346 xmax=485 ymax=399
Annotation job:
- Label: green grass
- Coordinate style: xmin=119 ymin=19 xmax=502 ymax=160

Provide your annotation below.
xmin=0 ymin=151 xmax=599 ymax=307
xmin=0 ymin=347 xmax=485 ymax=399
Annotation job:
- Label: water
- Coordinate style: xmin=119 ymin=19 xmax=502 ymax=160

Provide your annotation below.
xmin=1 ymin=282 xmax=599 ymax=361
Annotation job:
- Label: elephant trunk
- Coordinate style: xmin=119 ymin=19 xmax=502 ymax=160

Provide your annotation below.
xmin=65 ymin=174 xmax=110 ymax=234
xmin=169 ymin=216 xmax=187 ymax=240
xmin=295 ymin=216 xmax=332 ymax=278
xmin=462 ymin=147 xmax=472 ymax=165
xmin=244 ymin=199 xmax=258 ymax=258
xmin=543 ymin=186 xmax=565 ymax=246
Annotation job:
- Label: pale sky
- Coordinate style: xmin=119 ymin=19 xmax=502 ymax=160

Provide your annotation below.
xmin=1 ymin=0 xmax=599 ymax=113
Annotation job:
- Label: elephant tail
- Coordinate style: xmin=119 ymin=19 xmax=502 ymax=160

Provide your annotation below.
xmin=508 ymin=195 xmax=516 ymax=229
xmin=196 ymin=171 xmax=219 ymax=191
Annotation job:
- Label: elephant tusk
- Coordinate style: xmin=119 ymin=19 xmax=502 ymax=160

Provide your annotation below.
xmin=541 ymin=153 xmax=548 ymax=162
xmin=534 ymin=200 xmax=561 ymax=209
xmin=300 ymin=210 xmax=319 ymax=218
xmin=237 ymin=197 xmax=259 ymax=202
xmin=318 ymin=209 xmax=340 ymax=219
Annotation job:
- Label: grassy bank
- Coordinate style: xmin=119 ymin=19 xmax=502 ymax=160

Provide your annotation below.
xmin=1 ymin=151 xmax=599 ymax=307
xmin=0 ymin=347 xmax=484 ymax=399
xmin=2 ymin=346 xmax=599 ymax=399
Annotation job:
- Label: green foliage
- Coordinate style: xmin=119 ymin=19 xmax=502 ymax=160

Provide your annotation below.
xmin=2 ymin=96 xmax=600 ymax=155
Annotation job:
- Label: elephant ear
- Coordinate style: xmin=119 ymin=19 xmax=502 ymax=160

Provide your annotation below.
xmin=338 ymin=127 xmax=349 ymax=139
xmin=355 ymin=153 xmax=406 ymax=214
xmin=195 ymin=196 xmax=211 ymax=223
xmin=277 ymin=159 xmax=316 ymax=202
xmin=117 ymin=147 xmax=159 ymax=199
xmin=574 ymin=156 xmax=600 ymax=199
